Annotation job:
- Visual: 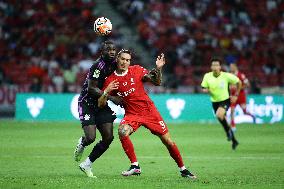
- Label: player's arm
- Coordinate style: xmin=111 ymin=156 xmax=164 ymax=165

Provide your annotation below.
xmin=201 ymin=74 xmax=212 ymax=95
xmin=87 ymin=64 xmax=122 ymax=106
xmin=87 ymin=79 xmax=103 ymax=98
xmin=228 ymin=73 xmax=242 ymax=103
xmin=242 ymin=74 xmax=250 ymax=89
xmin=234 ymin=80 xmax=242 ymax=97
xmin=142 ymin=53 xmax=165 ymax=86
xmin=142 ymin=68 xmax=162 ymax=86
xmin=98 ymin=80 xmax=119 ymax=108
xmin=87 ymin=64 xmax=104 ymax=98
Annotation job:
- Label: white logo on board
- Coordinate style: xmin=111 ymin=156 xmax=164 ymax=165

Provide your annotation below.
xmin=26 ymin=97 xmax=44 ymax=118
xmin=71 ymin=94 xmax=80 ymax=120
xmin=166 ymin=98 xmax=185 ymax=119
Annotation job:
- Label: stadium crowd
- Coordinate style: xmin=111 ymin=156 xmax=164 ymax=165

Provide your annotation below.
xmin=111 ymin=0 xmax=284 ymax=92
xmin=0 ymin=0 xmax=123 ymax=93
xmin=0 ymin=0 xmax=283 ymax=93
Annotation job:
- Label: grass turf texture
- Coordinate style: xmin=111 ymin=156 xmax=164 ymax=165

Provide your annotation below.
xmin=0 ymin=120 xmax=283 ymax=189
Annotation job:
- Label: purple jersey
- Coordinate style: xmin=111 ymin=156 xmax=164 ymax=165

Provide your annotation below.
xmin=78 ymin=57 xmax=117 ymax=104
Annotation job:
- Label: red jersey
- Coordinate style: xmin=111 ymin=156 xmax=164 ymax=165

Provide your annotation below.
xmin=103 ymin=65 xmax=154 ymax=115
xmin=230 ymin=71 xmax=248 ymax=96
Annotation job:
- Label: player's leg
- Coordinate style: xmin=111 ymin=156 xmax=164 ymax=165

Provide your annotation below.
xmin=74 ymin=125 xmax=96 ymax=161
xmin=82 ymin=125 xmax=97 ymax=146
xmin=158 ymin=132 xmax=196 ymax=179
xmin=79 ymin=107 xmax=116 ymax=178
xmin=118 ymin=124 xmax=141 ymax=176
xmin=215 ymin=101 xmax=239 ymax=150
xmin=240 ymin=103 xmax=256 ymax=123
xmin=230 ymin=105 xmax=236 ymax=132
xmin=77 ymin=125 xmax=97 ymax=178
xmin=74 ymin=102 xmax=97 ymax=162
xmin=216 ymin=106 xmax=231 ymax=137
xmin=87 ymin=122 xmax=114 ymax=163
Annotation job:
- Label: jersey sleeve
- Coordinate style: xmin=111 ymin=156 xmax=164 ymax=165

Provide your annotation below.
xmin=135 ymin=65 xmax=149 ymax=80
xmin=226 ymin=73 xmax=240 ymax=84
xmin=201 ymin=74 xmax=209 ymax=88
xmin=88 ymin=63 xmax=104 ymax=81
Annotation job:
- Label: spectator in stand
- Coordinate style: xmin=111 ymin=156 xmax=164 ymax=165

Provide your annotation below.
xmin=29 ymin=77 xmax=42 ymax=93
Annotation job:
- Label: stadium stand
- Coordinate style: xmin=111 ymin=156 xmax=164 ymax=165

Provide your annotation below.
xmin=110 ymin=0 xmax=284 ymax=92
xmin=0 ymin=0 xmax=283 ymax=94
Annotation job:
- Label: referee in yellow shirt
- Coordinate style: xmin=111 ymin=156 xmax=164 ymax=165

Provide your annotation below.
xmin=201 ymin=58 xmax=241 ymax=150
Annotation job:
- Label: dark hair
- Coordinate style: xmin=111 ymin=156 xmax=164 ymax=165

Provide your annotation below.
xmin=100 ymin=40 xmax=115 ymax=50
xmin=210 ymin=57 xmax=222 ymax=65
xmin=117 ymin=49 xmax=131 ymax=57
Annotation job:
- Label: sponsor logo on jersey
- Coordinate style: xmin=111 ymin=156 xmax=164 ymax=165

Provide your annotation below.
xmin=93 ymin=69 xmax=100 ymax=78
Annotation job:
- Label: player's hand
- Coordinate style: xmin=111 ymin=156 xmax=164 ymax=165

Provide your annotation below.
xmin=230 ymin=95 xmax=238 ymax=104
xmin=105 ymin=80 xmax=119 ymax=93
xmin=156 ymin=53 xmax=165 ymax=70
xmin=149 ymin=68 xmax=158 ymax=77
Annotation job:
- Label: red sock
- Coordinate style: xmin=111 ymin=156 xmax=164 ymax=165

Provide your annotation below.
xmin=120 ymin=136 xmax=137 ymax=163
xmin=231 ymin=119 xmax=235 ymax=127
xmin=167 ymin=143 xmax=184 ymax=168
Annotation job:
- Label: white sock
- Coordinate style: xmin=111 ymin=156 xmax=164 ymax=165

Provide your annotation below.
xmin=131 ymin=162 xmax=139 ymax=166
xmin=85 ymin=157 xmax=92 ymax=166
xmin=179 ymin=166 xmax=186 ymax=171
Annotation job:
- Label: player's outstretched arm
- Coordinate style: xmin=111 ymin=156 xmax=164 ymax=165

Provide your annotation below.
xmin=142 ymin=53 xmax=165 ymax=86
xmin=98 ymin=80 xmax=119 ymax=108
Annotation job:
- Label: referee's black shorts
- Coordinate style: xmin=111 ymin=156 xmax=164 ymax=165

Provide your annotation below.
xmin=212 ymin=98 xmax=230 ymax=113
xmin=78 ymin=100 xmax=116 ymax=127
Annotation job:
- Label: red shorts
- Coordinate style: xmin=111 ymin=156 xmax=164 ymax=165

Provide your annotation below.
xmin=120 ymin=107 xmax=168 ymax=136
xmin=231 ymin=92 xmax=247 ymax=108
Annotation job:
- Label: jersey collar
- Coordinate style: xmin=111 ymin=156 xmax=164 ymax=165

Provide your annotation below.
xmin=114 ymin=69 xmax=128 ymax=76
xmin=212 ymin=71 xmax=222 ymax=78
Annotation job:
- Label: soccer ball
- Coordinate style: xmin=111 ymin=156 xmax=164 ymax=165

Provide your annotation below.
xmin=94 ymin=17 xmax=112 ymax=35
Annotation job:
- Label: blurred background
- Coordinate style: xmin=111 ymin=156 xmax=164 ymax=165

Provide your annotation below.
xmin=0 ymin=0 xmax=283 ymax=119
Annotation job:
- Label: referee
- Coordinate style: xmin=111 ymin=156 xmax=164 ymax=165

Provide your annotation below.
xmin=201 ymin=58 xmax=241 ymax=150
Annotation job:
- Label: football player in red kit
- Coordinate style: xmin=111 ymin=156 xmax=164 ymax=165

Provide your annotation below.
xmin=98 ymin=49 xmax=196 ymax=179
xmin=230 ymin=63 xmax=256 ymax=131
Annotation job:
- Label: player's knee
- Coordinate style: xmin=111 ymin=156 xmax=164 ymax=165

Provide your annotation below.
xmin=165 ymin=139 xmax=174 ymax=147
xmin=160 ymin=135 xmax=174 ymax=147
xmin=103 ymin=135 xmax=114 ymax=146
xmin=85 ymin=134 xmax=96 ymax=144
xmin=216 ymin=112 xmax=225 ymax=120
xmin=118 ymin=125 xmax=130 ymax=137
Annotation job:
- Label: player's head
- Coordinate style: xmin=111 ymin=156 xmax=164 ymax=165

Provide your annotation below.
xmin=100 ymin=40 xmax=116 ymax=61
xmin=116 ymin=49 xmax=131 ymax=73
xmin=229 ymin=63 xmax=238 ymax=73
xmin=210 ymin=58 xmax=222 ymax=75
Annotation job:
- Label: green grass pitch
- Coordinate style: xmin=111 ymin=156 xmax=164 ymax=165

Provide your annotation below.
xmin=0 ymin=120 xmax=283 ymax=189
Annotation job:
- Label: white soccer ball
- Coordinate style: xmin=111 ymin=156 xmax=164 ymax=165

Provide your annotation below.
xmin=94 ymin=17 xmax=112 ymax=35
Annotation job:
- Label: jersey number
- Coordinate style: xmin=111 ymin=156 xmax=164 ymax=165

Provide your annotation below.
xmin=159 ymin=121 xmax=166 ymax=130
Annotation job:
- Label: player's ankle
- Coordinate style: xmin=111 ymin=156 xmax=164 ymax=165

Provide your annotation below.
xmin=131 ymin=162 xmax=139 ymax=166
xmin=179 ymin=166 xmax=186 ymax=171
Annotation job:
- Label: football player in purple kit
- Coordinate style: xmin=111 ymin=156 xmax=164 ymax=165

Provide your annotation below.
xmin=74 ymin=40 xmax=121 ymax=178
